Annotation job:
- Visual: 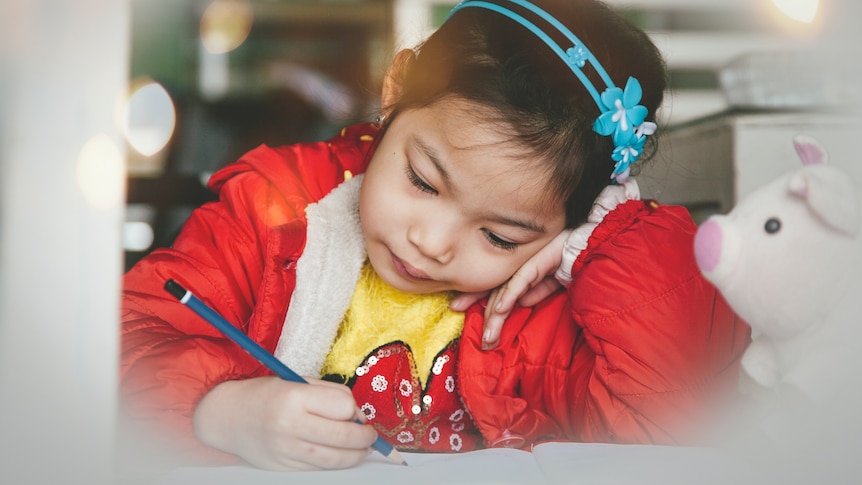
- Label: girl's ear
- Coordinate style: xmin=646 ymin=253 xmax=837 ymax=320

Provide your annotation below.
xmin=381 ymin=49 xmax=416 ymax=109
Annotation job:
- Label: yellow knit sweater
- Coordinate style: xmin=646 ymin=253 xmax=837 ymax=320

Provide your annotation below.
xmin=320 ymin=261 xmax=465 ymax=387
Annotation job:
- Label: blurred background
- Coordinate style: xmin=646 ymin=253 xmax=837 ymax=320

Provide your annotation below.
xmin=120 ymin=0 xmax=862 ymax=268
xmin=1 ymin=0 xmax=859 ymax=483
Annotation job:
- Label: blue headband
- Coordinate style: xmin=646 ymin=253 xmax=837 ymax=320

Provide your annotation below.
xmin=447 ymin=0 xmax=656 ymax=183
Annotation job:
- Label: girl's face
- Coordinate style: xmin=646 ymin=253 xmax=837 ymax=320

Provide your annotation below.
xmin=360 ymin=98 xmax=567 ymax=295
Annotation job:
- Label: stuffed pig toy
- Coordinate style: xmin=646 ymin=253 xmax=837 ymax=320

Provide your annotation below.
xmin=693 ymin=135 xmax=862 ymax=403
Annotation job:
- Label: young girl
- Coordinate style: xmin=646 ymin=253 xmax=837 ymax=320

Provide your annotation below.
xmin=119 ymin=0 xmax=749 ymax=472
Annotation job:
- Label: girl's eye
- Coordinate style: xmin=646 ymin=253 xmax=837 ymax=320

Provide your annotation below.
xmin=482 ymin=229 xmax=519 ymax=252
xmin=405 ymin=164 xmax=437 ymax=195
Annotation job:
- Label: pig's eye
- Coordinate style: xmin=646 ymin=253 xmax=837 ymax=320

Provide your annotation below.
xmin=764 ymin=218 xmax=782 ymax=234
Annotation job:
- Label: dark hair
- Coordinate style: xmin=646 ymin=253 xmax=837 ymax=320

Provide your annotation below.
xmin=384 ymin=0 xmax=666 ymax=228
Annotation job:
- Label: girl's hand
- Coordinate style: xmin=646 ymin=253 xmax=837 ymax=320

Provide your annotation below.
xmin=193 ymin=376 xmax=379 ymax=470
xmin=450 ymin=229 xmax=572 ymax=350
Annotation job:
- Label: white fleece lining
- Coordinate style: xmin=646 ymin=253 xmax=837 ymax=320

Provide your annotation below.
xmin=273 ymin=175 xmax=367 ymax=377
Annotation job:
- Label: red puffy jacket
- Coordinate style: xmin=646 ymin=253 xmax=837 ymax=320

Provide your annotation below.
xmin=119 ymin=123 xmax=749 ymax=465
xmin=458 ymin=197 xmax=749 ymax=447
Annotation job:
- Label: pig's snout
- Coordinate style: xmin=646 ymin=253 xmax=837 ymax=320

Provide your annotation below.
xmin=694 ymin=218 xmax=723 ymax=274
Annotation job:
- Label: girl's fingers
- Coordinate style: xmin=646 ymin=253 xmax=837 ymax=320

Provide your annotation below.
xmin=292 ymin=412 xmax=378 ymax=450
xmin=481 ymin=260 xmax=541 ymax=349
xmin=302 ymin=380 xmax=366 ymax=422
xmin=482 ymin=288 xmax=510 ymax=349
xmin=494 ymin=270 xmax=536 ymax=313
xmin=274 ymin=436 xmax=374 ymax=471
xmin=481 ymin=229 xmax=571 ymax=350
xmin=518 ymin=277 xmax=562 ymax=307
xmin=481 ymin=310 xmax=507 ymax=350
xmin=483 ymin=279 xmax=562 ymax=350
xmin=304 ymin=377 xmax=368 ymax=422
xmin=449 ymin=290 xmax=489 ymax=312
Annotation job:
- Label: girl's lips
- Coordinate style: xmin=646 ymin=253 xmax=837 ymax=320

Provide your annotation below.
xmin=391 ymin=253 xmax=431 ymax=281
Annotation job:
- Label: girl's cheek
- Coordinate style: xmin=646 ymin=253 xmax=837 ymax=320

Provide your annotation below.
xmin=460 ymin=257 xmax=515 ymax=292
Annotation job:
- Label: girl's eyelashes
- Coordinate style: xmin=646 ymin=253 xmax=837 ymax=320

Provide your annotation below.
xmin=405 ymin=160 xmax=518 ymax=252
xmin=405 ymin=163 xmax=437 ymax=195
xmin=482 ymin=229 xmax=519 ymax=252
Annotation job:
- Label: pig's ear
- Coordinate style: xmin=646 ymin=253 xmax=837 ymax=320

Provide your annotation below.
xmin=793 ymin=135 xmax=829 ymax=166
xmin=788 ymin=167 xmax=859 ymax=236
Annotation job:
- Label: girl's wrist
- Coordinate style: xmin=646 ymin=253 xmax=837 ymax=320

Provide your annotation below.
xmin=555 ymin=180 xmax=641 ymax=286
xmin=554 ymin=222 xmax=597 ymax=286
xmin=193 ymin=379 xmax=249 ymax=455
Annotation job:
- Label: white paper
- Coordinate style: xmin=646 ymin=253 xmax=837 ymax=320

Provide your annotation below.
xmin=154 ymin=442 xmax=743 ymax=485
xmin=155 ymin=447 xmax=542 ymax=485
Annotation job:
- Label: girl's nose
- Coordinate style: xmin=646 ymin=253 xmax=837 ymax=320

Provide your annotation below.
xmin=407 ymin=218 xmax=456 ymax=265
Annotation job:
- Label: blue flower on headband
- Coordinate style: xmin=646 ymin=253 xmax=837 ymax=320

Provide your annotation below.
xmin=610 ymin=119 xmax=655 ymax=183
xmin=611 ymin=133 xmax=646 ymax=181
xmin=566 ymin=46 xmax=588 ymax=68
xmin=593 ymin=77 xmax=648 ymax=147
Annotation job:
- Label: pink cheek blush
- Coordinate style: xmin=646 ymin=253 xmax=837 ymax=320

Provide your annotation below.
xmin=694 ymin=219 xmax=722 ymax=273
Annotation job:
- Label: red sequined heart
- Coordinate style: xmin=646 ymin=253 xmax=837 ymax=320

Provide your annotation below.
xmin=350 ymin=340 xmax=482 ymax=452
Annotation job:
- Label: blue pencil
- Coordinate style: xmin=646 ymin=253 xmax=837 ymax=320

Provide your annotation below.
xmin=164 ymin=279 xmax=406 ymax=466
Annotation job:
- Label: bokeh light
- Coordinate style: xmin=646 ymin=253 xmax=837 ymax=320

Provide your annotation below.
xmin=123 ymin=221 xmax=155 ymax=252
xmin=200 ymin=0 xmax=254 ymax=54
xmin=76 ymin=134 xmax=125 ymax=210
xmin=771 ymin=0 xmax=819 ymax=23
xmin=122 ymin=79 xmax=176 ymax=157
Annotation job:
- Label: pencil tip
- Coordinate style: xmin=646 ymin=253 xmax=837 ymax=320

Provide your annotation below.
xmin=388 ymin=449 xmax=408 ymax=466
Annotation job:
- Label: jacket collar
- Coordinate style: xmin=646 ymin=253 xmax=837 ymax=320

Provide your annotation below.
xmin=273 ymin=175 xmax=367 ymax=376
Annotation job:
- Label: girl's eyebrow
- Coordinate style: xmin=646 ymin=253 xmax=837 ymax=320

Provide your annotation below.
xmin=488 ymin=214 xmax=546 ymax=234
xmin=412 ymin=135 xmax=547 ymax=234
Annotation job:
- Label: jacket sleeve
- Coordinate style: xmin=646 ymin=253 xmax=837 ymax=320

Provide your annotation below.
xmin=119 ymin=147 xmax=311 ymax=466
xmin=458 ymin=201 xmax=750 ymax=447
xmin=118 ymin=125 xmax=379 ymax=467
